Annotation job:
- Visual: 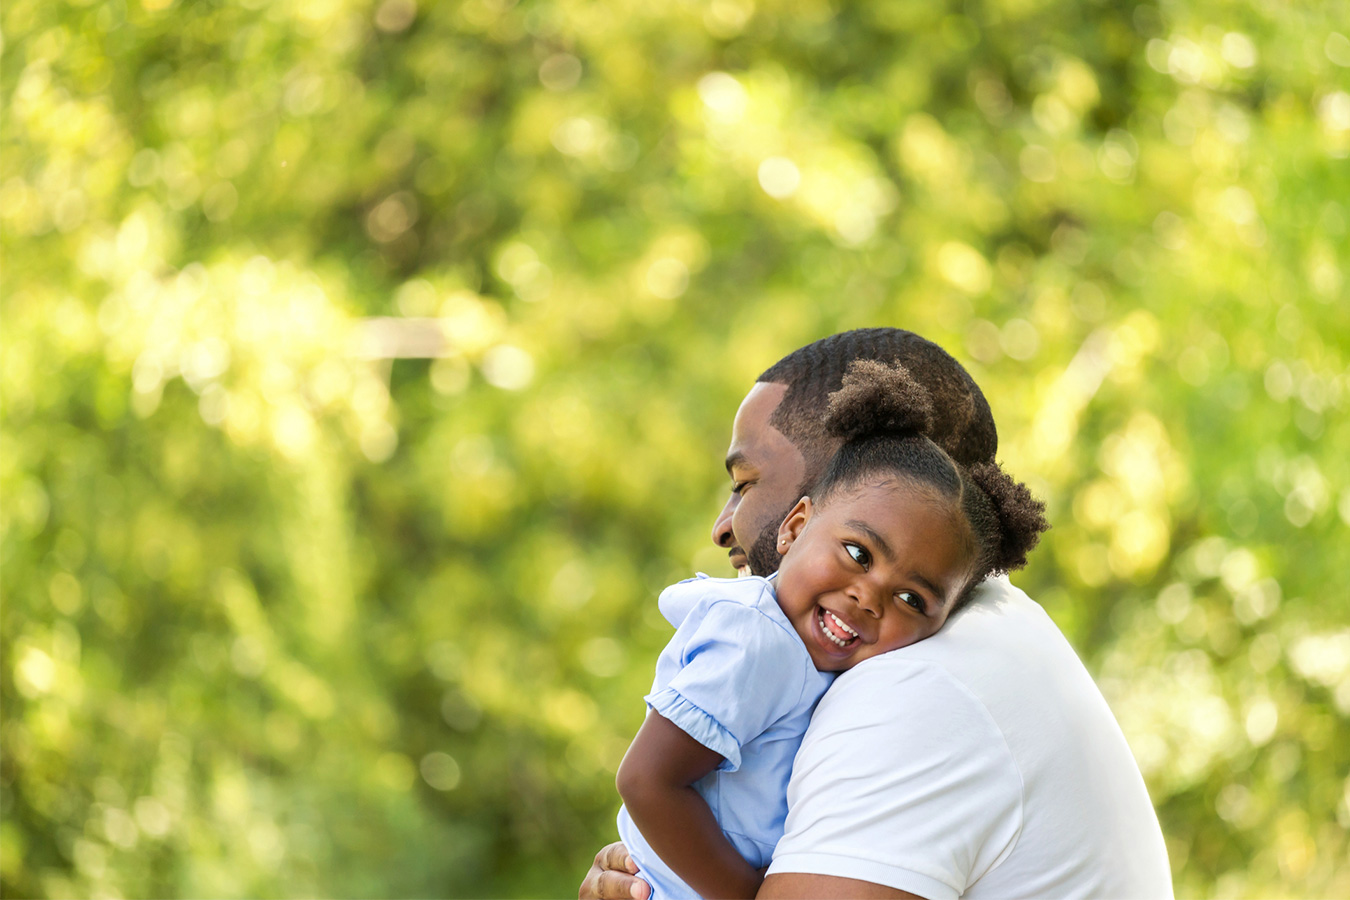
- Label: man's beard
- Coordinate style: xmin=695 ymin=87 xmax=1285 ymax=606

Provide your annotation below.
xmin=747 ymin=510 xmax=791 ymax=577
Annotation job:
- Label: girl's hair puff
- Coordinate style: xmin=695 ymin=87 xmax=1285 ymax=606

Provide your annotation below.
xmin=825 ymin=359 xmax=934 ymax=443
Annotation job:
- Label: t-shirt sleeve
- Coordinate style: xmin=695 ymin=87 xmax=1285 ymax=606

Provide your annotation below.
xmin=646 ymin=598 xmax=807 ymax=773
xmin=767 ymin=660 xmax=1023 ymax=900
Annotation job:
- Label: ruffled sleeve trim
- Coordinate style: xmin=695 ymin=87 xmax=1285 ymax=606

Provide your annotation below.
xmin=645 ymin=687 xmax=742 ymax=772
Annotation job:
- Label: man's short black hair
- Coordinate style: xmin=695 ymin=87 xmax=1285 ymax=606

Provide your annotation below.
xmin=756 ymin=328 xmax=998 ymax=482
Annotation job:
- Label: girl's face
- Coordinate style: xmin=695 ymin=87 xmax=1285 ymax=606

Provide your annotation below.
xmin=773 ymin=479 xmax=974 ymax=672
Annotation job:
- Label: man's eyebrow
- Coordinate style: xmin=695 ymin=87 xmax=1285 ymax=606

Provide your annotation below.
xmin=725 ymin=450 xmax=748 ymax=476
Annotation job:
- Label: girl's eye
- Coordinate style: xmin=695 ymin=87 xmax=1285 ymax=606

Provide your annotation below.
xmin=845 ymin=543 xmax=870 ymax=568
xmin=897 ymin=592 xmax=924 ymax=613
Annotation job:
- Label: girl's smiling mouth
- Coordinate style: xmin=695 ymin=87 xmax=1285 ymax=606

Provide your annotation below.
xmin=817 ymin=607 xmax=860 ymax=649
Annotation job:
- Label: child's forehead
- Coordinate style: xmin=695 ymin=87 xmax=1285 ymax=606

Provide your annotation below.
xmin=821 ymin=474 xmax=948 ymax=509
xmin=819 ymin=477 xmax=971 ymax=550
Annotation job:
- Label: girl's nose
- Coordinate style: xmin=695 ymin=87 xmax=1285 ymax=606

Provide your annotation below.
xmin=851 ymin=583 xmax=884 ymax=618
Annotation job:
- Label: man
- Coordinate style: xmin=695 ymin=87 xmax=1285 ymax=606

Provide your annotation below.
xmin=581 ymin=329 xmax=1172 ymax=900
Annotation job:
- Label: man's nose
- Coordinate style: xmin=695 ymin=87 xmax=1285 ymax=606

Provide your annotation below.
xmin=712 ymin=495 xmax=736 ymax=548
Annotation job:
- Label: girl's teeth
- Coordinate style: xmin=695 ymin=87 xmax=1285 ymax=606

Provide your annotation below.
xmin=819 ymin=609 xmax=855 ymax=647
xmin=828 ymin=611 xmax=858 ymax=637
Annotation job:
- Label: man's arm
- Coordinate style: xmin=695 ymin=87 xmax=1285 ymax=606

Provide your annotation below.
xmin=758 ymin=874 xmax=925 ymax=899
xmin=579 ymin=851 xmax=923 ymax=900
xmin=615 ymin=712 xmax=765 ymax=900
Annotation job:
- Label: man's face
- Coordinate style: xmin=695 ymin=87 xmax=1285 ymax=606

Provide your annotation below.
xmin=711 ymin=382 xmax=810 ymax=577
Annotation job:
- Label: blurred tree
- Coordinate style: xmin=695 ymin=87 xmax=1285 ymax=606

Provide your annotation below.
xmin=1 ymin=0 xmax=1347 ymax=897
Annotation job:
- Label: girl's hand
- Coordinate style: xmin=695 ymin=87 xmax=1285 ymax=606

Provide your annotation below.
xmin=579 ymin=842 xmax=650 ymax=900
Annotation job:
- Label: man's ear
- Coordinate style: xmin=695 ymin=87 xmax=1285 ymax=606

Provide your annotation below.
xmin=777 ymin=497 xmax=813 ymax=555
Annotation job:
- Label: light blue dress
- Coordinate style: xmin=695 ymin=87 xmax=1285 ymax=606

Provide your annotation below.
xmin=616 ymin=574 xmax=835 ymax=899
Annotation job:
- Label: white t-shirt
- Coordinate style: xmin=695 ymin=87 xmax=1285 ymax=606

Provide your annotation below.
xmin=767 ymin=576 xmax=1173 ymax=900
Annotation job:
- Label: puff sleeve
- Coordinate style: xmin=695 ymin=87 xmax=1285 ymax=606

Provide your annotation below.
xmin=645 ymin=598 xmax=810 ymax=773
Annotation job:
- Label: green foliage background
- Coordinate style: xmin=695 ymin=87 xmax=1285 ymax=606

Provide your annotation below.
xmin=2 ymin=0 xmax=1348 ymax=896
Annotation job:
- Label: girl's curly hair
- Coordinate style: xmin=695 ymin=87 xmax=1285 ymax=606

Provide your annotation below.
xmin=812 ymin=360 xmax=1049 ymax=611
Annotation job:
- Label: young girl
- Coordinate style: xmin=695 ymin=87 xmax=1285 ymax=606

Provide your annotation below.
xmin=614 ymin=360 xmax=1049 ymax=899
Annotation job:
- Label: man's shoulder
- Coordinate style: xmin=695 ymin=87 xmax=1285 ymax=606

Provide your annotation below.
xmin=812 ymin=575 xmax=1144 ymax=808
xmin=785 ymin=581 xmax=1171 ymax=900
xmin=821 ymin=576 xmax=1097 ymax=731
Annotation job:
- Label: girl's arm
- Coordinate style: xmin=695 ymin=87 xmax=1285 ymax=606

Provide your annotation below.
xmin=616 ymin=711 xmax=766 ymax=900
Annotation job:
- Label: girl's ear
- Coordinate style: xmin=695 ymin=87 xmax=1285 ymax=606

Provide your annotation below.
xmin=777 ymin=497 xmax=813 ymax=555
